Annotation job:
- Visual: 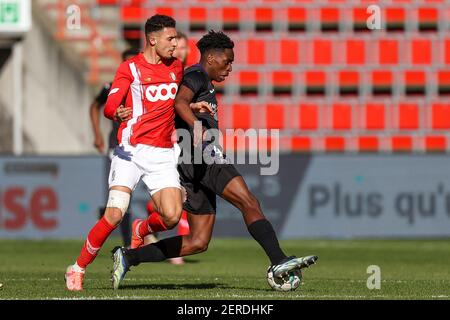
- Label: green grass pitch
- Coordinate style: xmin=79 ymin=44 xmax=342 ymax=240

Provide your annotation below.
xmin=1 ymin=238 xmax=449 ymax=300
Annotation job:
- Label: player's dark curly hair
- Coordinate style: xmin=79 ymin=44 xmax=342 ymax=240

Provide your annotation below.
xmin=145 ymin=14 xmax=176 ymax=35
xmin=196 ymin=30 xmax=234 ymax=55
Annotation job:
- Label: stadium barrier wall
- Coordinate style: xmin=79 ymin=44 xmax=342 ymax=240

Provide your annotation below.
xmin=1 ymin=155 xmax=450 ymax=239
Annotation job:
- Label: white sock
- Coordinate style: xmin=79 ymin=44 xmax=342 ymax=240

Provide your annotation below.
xmin=72 ymin=262 xmax=85 ymax=273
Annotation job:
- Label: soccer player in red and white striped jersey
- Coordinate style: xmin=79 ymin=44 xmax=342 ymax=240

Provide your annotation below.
xmin=65 ymin=15 xmax=185 ymax=291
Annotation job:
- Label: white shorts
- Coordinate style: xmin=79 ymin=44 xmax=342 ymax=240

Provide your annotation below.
xmin=108 ymin=143 xmax=181 ymax=196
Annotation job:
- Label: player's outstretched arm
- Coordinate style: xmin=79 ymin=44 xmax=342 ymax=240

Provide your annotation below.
xmin=89 ymin=100 xmax=104 ymax=153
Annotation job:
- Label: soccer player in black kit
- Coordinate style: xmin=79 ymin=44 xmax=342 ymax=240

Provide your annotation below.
xmin=111 ymin=31 xmax=318 ymax=290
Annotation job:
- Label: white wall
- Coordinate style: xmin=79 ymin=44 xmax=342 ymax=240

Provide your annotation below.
xmin=0 ymin=13 xmax=111 ymax=155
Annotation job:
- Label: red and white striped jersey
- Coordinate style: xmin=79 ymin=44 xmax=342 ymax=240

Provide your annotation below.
xmin=104 ymin=53 xmax=183 ymax=148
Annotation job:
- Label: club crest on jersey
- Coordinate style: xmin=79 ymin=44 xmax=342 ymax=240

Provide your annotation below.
xmin=170 ymin=72 xmax=176 ymax=81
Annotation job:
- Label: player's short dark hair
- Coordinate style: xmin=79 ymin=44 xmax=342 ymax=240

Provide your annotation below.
xmin=176 ymin=31 xmax=188 ymax=41
xmin=196 ymin=30 xmax=234 ymax=55
xmin=145 ymin=15 xmax=176 ymax=35
xmin=121 ymin=47 xmax=140 ymax=60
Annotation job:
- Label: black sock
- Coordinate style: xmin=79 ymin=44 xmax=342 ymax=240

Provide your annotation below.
xmin=247 ymin=219 xmax=287 ymax=265
xmin=119 ymin=211 xmax=131 ymax=247
xmin=125 ymin=236 xmax=183 ymax=266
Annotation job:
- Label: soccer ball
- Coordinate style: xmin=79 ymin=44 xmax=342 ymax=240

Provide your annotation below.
xmin=267 ymin=267 xmax=302 ymax=292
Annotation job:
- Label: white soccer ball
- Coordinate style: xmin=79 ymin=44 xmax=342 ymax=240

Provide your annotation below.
xmin=267 ymin=267 xmax=302 ymax=292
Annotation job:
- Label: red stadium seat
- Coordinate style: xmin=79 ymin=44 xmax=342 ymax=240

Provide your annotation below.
xmin=391 ymin=136 xmax=412 ymax=152
xmin=352 ymin=7 xmax=371 ymax=32
xmin=385 ymin=7 xmax=405 ymax=31
xmin=378 ymin=39 xmax=399 ymax=65
xmin=305 ymin=71 xmax=326 ymax=95
xmin=247 ymin=39 xmax=266 ymax=65
xmin=331 ymin=103 xmax=352 ymax=130
xmin=398 ymin=102 xmax=419 ymax=130
xmin=410 ymin=39 xmax=432 ymax=65
xmin=299 ymin=103 xmax=319 ymax=130
xmin=325 ymin=136 xmax=346 ymax=152
xmin=189 ymin=7 xmax=207 ymax=31
xmin=272 ymin=71 xmax=293 ymax=95
xmin=255 ymin=7 xmax=273 ymax=32
xmin=320 ymin=7 xmax=340 ymax=31
xmin=231 ymin=103 xmax=252 ymax=129
xmin=372 ymin=70 xmax=393 ymax=95
xmin=287 ymin=7 xmax=307 ymax=32
xmin=404 ymin=70 xmax=426 ymax=95
xmin=291 ymin=136 xmax=311 ymax=152
xmin=346 ymin=39 xmax=366 ymax=65
xmin=431 ymin=103 xmax=450 ymax=129
xmin=362 ymin=103 xmax=385 ymax=130
xmin=425 ymin=136 xmax=446 ymax=152
xmin=338 ymin=71 xmax=359 ymax=95
xmin=313 ymin=39 xmax=333 ymax=65
xmin=444 ymin=39 xmax=450 ymax=64
xmin=265 ymin=103 xmax=285 ymax=129
xmin=418 ymin=7 xmax=438 ymax=31
xmin=358 ymin=136 xmax=379 ymax=152
xmin=239 ymin=71 xmax=259 ymax=95
xmin=438 ymin=71 xmax=450 ymax=95
xmin=222 ymin=7 xmax=240 ymax=31
xmin=279 ymin=39 xmax=300 ymax=65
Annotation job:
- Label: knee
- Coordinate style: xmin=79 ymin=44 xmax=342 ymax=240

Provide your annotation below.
xmin=160 ymin=206 xmax=182 ymax=229
xmin=190 ymin=237 xmax=209 ymax=253
xmin=238 ymin=192 xmax=261 ymax=213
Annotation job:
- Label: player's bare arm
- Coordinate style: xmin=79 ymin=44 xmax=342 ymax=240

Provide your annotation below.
xmin=89 ymin=100 xmax=105 ymax=153
xmin=175 ymin=85 xmax=204 ymax=147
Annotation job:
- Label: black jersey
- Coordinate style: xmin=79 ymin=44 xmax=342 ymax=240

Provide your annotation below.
xmin=94 ymin=82 xmax=120 ymax=150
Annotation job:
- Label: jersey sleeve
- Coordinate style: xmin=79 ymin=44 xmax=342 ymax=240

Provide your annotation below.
xmin=94 ymin=83 xmax=111 ymax=106
xmin=181 ymin=71 xmax=206 ymax=95
xmin=104 ymin=62 xmax=133 ymax=120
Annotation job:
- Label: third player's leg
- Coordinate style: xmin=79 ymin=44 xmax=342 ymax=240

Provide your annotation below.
xmin=221 ymin=176 xmax=265 ymax=226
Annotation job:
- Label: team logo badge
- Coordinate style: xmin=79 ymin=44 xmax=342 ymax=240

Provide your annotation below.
xmin=170 ymin=72 xmax=176 ymax=81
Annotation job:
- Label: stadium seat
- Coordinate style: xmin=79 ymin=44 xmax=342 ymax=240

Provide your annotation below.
xmin=404 ymin=70 xmax=426 ymax=95
xmin=272 ymin=71 xmax=293 ymax=95
xmin=358 ymin=136 xmax=379 ymax=152
xmin=313 ymin=39 xmax=333 ymax=65
xmin=247 ymin=39 xmax=265 ymax=65
xmin=287 ymin=7 xmax=307 ymax=32
xmin=279 ymin=39 xmax=300 ymax=65
xmin=325 ymin=136 xmax=346 ymax=152
xmin=189 ymin=7 xmax=207 ymax=31
xmin=239 ymin=71 xmax=259 ymax=95
xmin=291 ymin=136 xmax=311 ymax=152
xmin=338 ymin=71 xmax=359 ymax=95
xmin=231 ymin=103 xmax=252 ymax=129
xmin=417 ymin=7 xmax=438 ymax=31
xmin=255 ymin=7 xmax=273 ymax=32
xmin=298 ymin=103 xmax=319 ymax=130
xmin=410 ymin=39 xmax=432 ymax=65
xmin=425 ymin=136 xmax=446 ymax=152
xmin=346 ymin=39 xmax=366 ymax=65
xmin=222 ymin=7 xmax=240 ymax=31
xmin=362 ymin=103 xmax=385 ymax=130
xmin=264 ymin=103 xmax=285 ymax=129
xmin=185 ymin=39 xmax=200 ymax=67
xmin=398 ymin=102 xmax=419 ymax=130
xmin=444 ymin=39 xmax=450 ymax=64
xmin=391 ymin=136 xmax=412 ymax=152
xmin=331 ymin=103 xmax=352 ymax=130
xmin=372 ymin=70 xmax=393 ymax=95
xmin=431 ymin=103 xmax=450 ymax=130
xmin=378 ymin=39 xmax=399 ymax=65
xmin=352 ymin=7 xmax=371 ymax=32
xmin=305 ymin=71 xmax=326 ymax=95
xmin=385 ymin=7 xmax=405 ymax=31
xmin=320 ymin=7 xmax=340 ymax=31
xmin=438 ymin=71 xmax=450 ymax=95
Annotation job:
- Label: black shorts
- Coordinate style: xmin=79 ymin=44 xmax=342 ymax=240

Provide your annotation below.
xmin=178 ymin=162 xmax=241 ymax=214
